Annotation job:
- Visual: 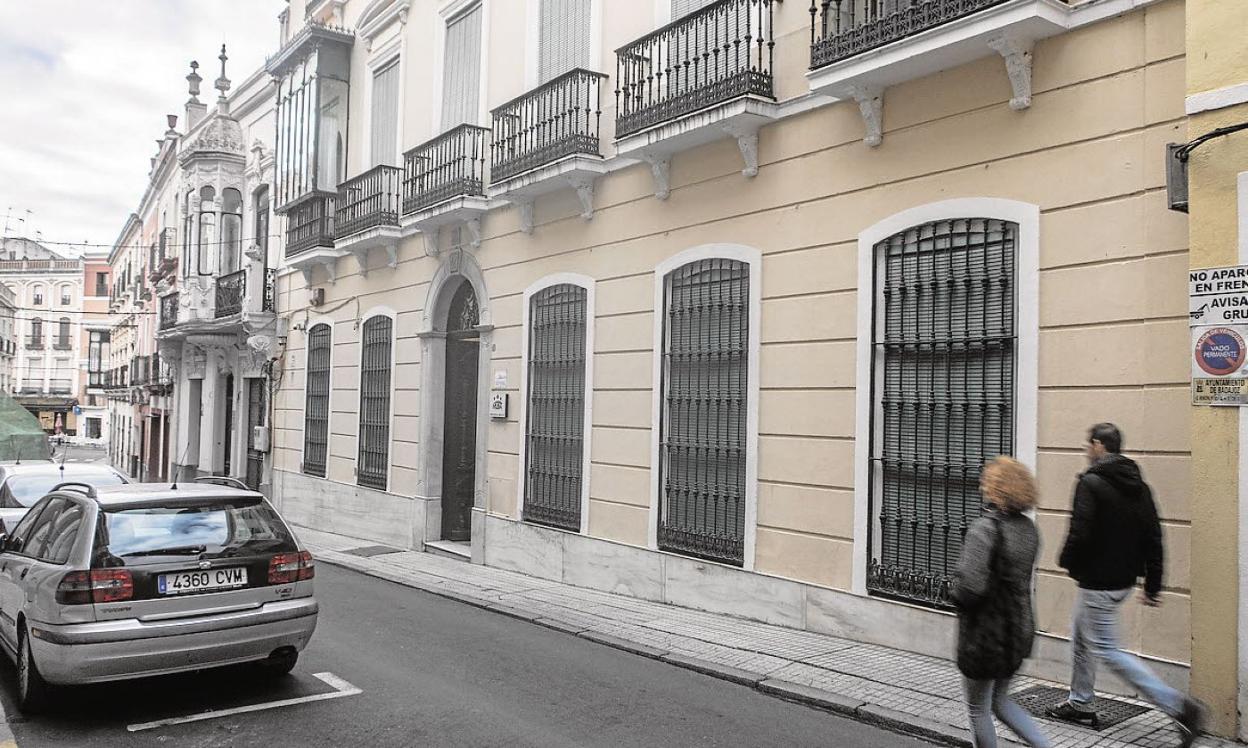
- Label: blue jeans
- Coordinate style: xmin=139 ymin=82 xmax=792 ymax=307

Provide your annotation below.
xmin=1068 ymin=587 xmax=1184 ymax=717
xmin=963 ymin=676 xmax=1052 ymax=748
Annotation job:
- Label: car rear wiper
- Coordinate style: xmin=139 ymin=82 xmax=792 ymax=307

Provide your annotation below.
xmin=121 ymin=545 xmax=207 ymax=557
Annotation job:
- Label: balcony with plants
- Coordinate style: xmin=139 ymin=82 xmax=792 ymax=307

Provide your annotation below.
xmin=806 ymin=0 xmax=1073 ymax=146
xmin=400 ymin=124 xmax=491 ymax=256
xmin=487 ymin=69 xmax=609 ymax=233
xmin=614 ymin=0 xmax=778 ymax=199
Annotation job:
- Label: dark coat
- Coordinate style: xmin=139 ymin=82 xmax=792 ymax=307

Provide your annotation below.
xmin=952 ymin=509 xmax=1040 ymax=680
xmin=1058 ymin=454 xmax=1164 ymax=598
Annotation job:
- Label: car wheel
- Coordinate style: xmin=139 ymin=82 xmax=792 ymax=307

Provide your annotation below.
xmin=261 ymin=649 xmax=298 ymax=677
xmin=17 ymin=626 xmax=49 ymax=713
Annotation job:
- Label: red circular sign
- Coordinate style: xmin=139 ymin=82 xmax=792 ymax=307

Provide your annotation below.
xmin=1195 ymin=327 xmax=1247 ymax=376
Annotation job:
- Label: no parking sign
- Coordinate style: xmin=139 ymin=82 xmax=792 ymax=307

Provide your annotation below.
xmin=1192 ymin=325 xmax=1248 ymax=405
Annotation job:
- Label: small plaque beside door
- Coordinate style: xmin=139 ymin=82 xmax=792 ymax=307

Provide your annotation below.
xmin=488 ymin=392 xmax=508 ymax=419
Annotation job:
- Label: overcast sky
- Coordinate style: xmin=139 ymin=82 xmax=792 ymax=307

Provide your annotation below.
xmin=0 ymin=1 xmax=285 ymax=254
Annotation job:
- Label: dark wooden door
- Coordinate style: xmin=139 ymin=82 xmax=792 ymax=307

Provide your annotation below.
xmin=440 ymin=283 xmax=480 ymax=541
xmin=245 ymin=378 xmax=266 ymax=490
xmin=222 ymin=374 xmax=234 ymax=475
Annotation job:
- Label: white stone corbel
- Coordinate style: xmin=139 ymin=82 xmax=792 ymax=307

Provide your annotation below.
xmin=567 ymin=175 xmax=596 ymax=220
xmin=849 ymin=86 xmax=884 ymax=148
xmin=300 ymin=266 xmax=316 ymax=286
xmin=722 ymin=122 xmax=761 ymax=178
xmin=988 ymin=36 xmax=1034 ymax=111
xmin=644 ymin=154 xmax=671 ymax=201
xmin=515 ymin=199 xmax=535 ymax=235
xmin=465 ymin=217 xmax=482 ymax=248
xmin=322 ymin=260 xmax=337 ymax=285
xmin=352 ymin=247 xmax=370 ymax=277
xmin=422 ymin=229 xmax=440 ymax=258
xmin=384 ymin=243 xmax=398 ymax=269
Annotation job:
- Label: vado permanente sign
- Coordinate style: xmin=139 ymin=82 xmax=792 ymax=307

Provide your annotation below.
xmin=1191 ymin=265 xmax=1248 ymax=405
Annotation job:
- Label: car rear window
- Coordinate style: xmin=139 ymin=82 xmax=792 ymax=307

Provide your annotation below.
xmin=5 ymin=469 xmax=126 ymax=507
xmin=95 ymin=499 xmax=297 ymax=565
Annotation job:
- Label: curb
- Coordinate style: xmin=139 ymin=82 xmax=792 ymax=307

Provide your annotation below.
xmin=313 ymin=549 xmax=989 ymax=747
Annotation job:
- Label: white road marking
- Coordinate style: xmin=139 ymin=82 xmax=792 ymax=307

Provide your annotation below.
xmin=126 ymin=671 xmax=362 ymax=732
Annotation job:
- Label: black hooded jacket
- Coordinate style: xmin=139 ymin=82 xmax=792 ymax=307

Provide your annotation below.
xmin=1058 ymin=454 xmax=1164 ymax=597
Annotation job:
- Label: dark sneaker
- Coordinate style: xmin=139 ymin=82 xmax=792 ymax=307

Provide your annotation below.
xmin=1175 ymin=697 xmax=1207 ymax=748
xmin=1045 ymin=701 xmax=1100 ymax=727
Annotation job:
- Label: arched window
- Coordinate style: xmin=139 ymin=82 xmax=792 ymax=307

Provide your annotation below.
xmin=221 ymin=188 xmax=243 ymax=275
xmin=198 ymin=185 xmax=216 ymax=276
xmin=357 ymin=315 xmax=393 ymax=490
xmin=657 ymin=257 xmax=751 ymax=567
xmin=31 ymin=284 xmax=43 ymax=306
xmin=59 ymin=284 xmax=71 ymax=306
xmin=302 ymin=323 xmax=332 ymax=478
xmin=522 ymin=281 xmax=590 ymax=531
xmin=867 ymin=218 xmax=1018 ymax=608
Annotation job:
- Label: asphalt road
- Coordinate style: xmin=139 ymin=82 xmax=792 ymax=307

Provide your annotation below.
xmin=0 ymin=562 xmax=930 ymax=747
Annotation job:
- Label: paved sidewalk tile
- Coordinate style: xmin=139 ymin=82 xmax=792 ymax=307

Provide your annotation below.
xmin=296 ymin=526 xmax=1238 ymax=748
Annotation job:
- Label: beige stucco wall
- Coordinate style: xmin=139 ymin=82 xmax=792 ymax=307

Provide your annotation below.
xmin=273 ymin=0 xmax=1193 ymax=666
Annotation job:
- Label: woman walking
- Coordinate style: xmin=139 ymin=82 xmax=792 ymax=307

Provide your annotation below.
xmin=953 ymin=456 xmax=1050 ymax=748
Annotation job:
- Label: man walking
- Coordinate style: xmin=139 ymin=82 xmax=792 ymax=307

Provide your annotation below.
xmin=1046 ymin=423 xmax=1204 ymax=746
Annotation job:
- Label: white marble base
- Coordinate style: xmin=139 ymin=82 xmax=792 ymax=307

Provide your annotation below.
xmin=274 ymin=469 xmax=430 ymax=550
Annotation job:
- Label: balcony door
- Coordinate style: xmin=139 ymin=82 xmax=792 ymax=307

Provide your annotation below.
xmin=370 ymin=60 xmax=400 ymax=167
xmin=539 ymin=0 xmax=590 ymax=82
xmin=441 ymin=3 xmax=483 ymax=129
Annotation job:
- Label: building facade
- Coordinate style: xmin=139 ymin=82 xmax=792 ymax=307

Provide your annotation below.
xmin=77 ymin=249 xmax=110 ymax=443
xmin=0 ymin=282 xmax=17 ymax=394
xmin=0 ymin=237 xmax=86 ymax=435
xmin=107 ymin=0 xmax=1248 ymax=736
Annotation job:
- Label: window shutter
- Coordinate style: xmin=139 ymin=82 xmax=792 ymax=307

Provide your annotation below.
xmin=370 ymin=60 xmax=400 ymax=167
xmin=671 ymin=0 xmax=717 ymax=20
xmin=868 ymin=218 xmax=1017 ymax=608
xmin=441 ymin=4 xmax=483 ymax=129
xmin=357 ymin=316 xmax=393 ymax=490
xmin=302 ymin=324 xmax=332 ymax=478
xmin=657 ymin=258 xmax=749 ymax=567
xmin=539 ymin=0 xmax=591 ymax=83
xmin=523 ymin=284 xmax=588 ymax=531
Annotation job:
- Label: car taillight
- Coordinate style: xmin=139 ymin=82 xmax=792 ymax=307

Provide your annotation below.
xmin=268 ymin=550 xmax=314 ymax=585
xmin=57 ymin=569 xmax=134 ymax=605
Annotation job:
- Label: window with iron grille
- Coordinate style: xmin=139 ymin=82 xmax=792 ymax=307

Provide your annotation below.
xmin=868 ymin=218 xmax=1017 ymax=608
xmin=302 ymin=323 xmax=332 ymax=477
xmin=658 ymin=258 xmax=749 ymax=566
xmin=523 ymin=284 xmax=588 ymax=531
xmin=357 ymin=316 xmax=393 ymax=490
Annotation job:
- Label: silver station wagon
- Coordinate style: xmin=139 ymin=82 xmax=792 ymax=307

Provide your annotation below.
xmin=0 ymin=480 xmax=318 ymax=711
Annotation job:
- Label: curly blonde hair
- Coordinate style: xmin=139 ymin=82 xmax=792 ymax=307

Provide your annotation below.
xmin=980 ymin=456 xmax=1038 ymax=513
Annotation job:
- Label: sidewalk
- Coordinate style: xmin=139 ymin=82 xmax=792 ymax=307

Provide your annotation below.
xmin=296 ymin=525 xmax=1235 ymax=748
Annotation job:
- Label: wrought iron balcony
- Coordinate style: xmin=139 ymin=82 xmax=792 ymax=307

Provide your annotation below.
xmin=159 ymin=291 xmax=180 ymax=331
xmin=49 ymin=379 xmax=72 ymax=394
xmin=25 ymin=336 xmax=43 ymax=350
xmin=402 ymin=124 xmax=490 ymax=215
xmin=285 ymin=191 xmax=337 ymax=257
xmin=335 ymin=165 xmax=402 ymax=238
xmin=263 ymin=268 xmax=277 ymax=312
xmin=52 ymin=337 xmax=72 ymax=351
xmin=810 ymin=0 xmax=1013 ymax=69
xmin=491 ymin=69 xmax=608 ymax=183
xmin=615 ymin=0 xmax=775 ymax=139
xmin=215 ymin=269 xmax=246 ymax=318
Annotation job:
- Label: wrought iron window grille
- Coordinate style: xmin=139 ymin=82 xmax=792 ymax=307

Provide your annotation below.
xmin=657 ymin=258 xmax=750 ymax=566
xmin=159 ymin=292 xmax=180 ymax=330
xmin=615 ymin=0 xmax=775 ymax=140
xmin=357 ymin=316 xmax=393 ymax=490
xmin=302 ymin=323 xmax=332 ymax=478
xmin=491 ymin=69 xmax=608 ymax=183
xmin=867 ymin=217 xmax=1017 ymax=609
xmin=215 ymin=269 xmax=246 ymax=318
xmin=523 ymin=284 xmax=588 ymax=532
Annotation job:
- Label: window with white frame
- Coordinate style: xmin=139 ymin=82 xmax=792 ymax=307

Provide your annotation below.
xmin=59 ymin=285 xmax=71 ymax=306
xmin=523 ymin=283 xmax=588 ymax=531
xmin=441 ymin=3 xmax=483 ymax=128
xmin=357 ymin=315 xmax=393 ymax=490
xmin=539 ymin=0 xmax=591 ymax=82
xmin=867 ymin=218 xmax=1017 ymax=608
xmin=657 ymin=257 xmax=750 ymax=566
xmin=302 ymin=323 xmax=332 ymax=478
xmin=370 ymin=59 xmax=401 ymax=167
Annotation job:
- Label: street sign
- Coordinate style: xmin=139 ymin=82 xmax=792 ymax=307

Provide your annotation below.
xmin=1189 ymin=265 xmax=1248 ymax=325
xmin=1191 ymin=324 xmax=1248 ymax=405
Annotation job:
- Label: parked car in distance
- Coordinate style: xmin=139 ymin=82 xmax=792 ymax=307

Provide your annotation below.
xmin=0 ymin=481 xmax=318 ymax=711
xmin=0 ymin=463 xmax=128 ymax=532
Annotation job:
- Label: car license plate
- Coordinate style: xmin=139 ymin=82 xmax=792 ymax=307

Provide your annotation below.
xmin=157 ymin=567 xmax=248 ymax=595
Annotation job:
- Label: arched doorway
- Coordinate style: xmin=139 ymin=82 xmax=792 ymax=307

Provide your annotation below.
xmin=440 ymin=281 xmax=480 ymax=541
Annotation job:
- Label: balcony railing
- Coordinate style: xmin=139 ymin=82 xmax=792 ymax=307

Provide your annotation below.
xmin=810 ymin=0 xmax=1012 ymax=69
xmin=615 ymin=0 xmax=775 ymax=139
xmin=336 ymin=165 xmax=403 ymax=238
xmin=285 ymin=191 xmax=337 ymax=257
xmin=402 ymin=124 xmax=490 ymax=215
xmin=53 ymin=336 xmax=71 ymax=350
xmin=215 ymin=269 xmax=246 ymax=318
xmin=160 ymin=291 xmax=180 ymax=331
xmin=491 ymin=69 xmax=608 ymax=183
xmin=89 ymin=370 xmax=109 ymax=388
xmin=25 ymin=336 xmax=42 ymax=350
xmin=49 ymin=379 xmax=72 ymax=394
xmin=264 ymin=268 xmax=277 ymax=312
